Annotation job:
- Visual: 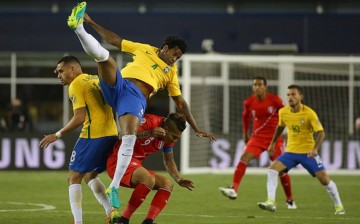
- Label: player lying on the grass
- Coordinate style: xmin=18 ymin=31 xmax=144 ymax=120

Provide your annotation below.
xmin=106 ymin=113 xmax=195 ymax=224
xmin=257 ymin=84 xmax=345 ymax=215
xmin=219 ymin=77 xmax=296 ymax=209
xmin=39 ymin=56 xmax=120 ymax=224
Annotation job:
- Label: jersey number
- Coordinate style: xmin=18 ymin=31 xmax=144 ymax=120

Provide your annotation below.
xmin=291 ymin=125 xmax=301 ymax=133
xmin=70 ymin=151 xmax=76 ymax=162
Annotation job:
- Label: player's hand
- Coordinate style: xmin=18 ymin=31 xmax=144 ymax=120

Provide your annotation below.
xmin=152 ymin=127 xmax=166 ymax=137
xmin=307 ymin=148 xmax=318 ymax=158
xmin=39 ymin=134 xmax=59 ymax=149
xmin=84 ymin=13 xmax=93 ymax=25
xmin=177 ymin=178 xmax=195 ymax=191
xmin=196 ymin=130 xmax=216 ymax=141
xmin=267 ymin=146 xmax=275 ymax=157
xmin=243 ymin=134 xmax=249 ymax=144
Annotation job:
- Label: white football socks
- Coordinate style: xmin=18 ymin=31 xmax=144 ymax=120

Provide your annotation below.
xmin=109 ymin=135 xmax=136 ymax=188
xmin=88 ymin=177 xmax=113 ymax=216
xmin=267 ymin=169 xmax=279 ymax=201
xmin=74 ymin=23 xmax=109 ymax=62
xmin=325 ymin=180 xmax=343 ymax=207
xmin=69 ymin=184 xmax=83 ymax=224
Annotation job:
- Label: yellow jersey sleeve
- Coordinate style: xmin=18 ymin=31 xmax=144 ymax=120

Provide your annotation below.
xmin=121 ymin=39 xmax=182 ymax=97
xmin=309 ymin=110 xmax=324 ymax=132
xmin=68 ymin=74 xmax=118 ymax=138
xmin=68 ymin=80 xmax=85 ymax=110
xmin=279 ymin=105 xmax=323 ymax=154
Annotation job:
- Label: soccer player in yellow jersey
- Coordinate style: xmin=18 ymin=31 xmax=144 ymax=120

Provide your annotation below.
xmin=258 ymin=84 xmax=345 ymax=215
xmin=67 ymin=2 xmax=215 ymax=214
xmin=39 ymin=56 xmax=120 ymax=223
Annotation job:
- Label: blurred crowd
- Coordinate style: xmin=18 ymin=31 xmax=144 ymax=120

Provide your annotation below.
xmin=0 ymin=98 xmax=33 ymax=132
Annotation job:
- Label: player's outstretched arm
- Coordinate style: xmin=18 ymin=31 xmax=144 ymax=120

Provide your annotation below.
xmin=163 ymin=151 xmax=195 ymax=191
xmin=39 ymin=107 xmax=86 ymax=149
xmin=84 ymin=13 xmax=123 ymax=50
xmin=171 ymin=95 xmax=216 ymax=141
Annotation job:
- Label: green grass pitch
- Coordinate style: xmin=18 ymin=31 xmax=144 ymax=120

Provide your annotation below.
xmin=0 ymin=171 xmax=359 ymax=224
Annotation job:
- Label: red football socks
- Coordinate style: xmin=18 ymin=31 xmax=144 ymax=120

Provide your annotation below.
xmin=145 ymin=188 xmax=171 ymax=220
xmin=232 ymin=161 xmax=247 ymax=192
xmin=122 ymin=183 xmax=152 ymax=219
xmin=280 ymin=173 xmax=293 ymax=201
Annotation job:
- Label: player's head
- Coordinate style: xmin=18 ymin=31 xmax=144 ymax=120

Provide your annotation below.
xmin=163 ymin=112 xmax=187 ymax=143
xmin=287 ymin=84 xmax=304 ymax=108
xmin=159 ymin=35 xmax=188 ymax=66
xmin=252 ymin=76 xmax=267 ymax=98
xmin=54 ymin=56 xmax=82 ymax=86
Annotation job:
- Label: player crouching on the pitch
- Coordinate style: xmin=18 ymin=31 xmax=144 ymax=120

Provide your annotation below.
xmin=106 ymin=113 xmax=195 ymax=224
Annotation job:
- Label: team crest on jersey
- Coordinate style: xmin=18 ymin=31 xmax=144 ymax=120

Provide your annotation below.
xmin=69 ymin=94 xmax=77 ymax=104
xmin=267 ymin=106 xmax=274 ymax=114
xmin=300 ymin=119 xmax=305 ymax=125
xmin=163 ymin=66 xmax=170 ymax=73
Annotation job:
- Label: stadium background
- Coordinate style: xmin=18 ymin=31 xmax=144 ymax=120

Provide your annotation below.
xmin=1 ymin=0 xmax=360 ymax=171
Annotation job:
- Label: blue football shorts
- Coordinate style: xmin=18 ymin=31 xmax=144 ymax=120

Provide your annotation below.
xmin=99 ymin=68 xmax=146 ymax=121
xmin=276 ymin=152 xmax=326 ymax=177
xmin=69 ymin=136 xmax=117 ymax=173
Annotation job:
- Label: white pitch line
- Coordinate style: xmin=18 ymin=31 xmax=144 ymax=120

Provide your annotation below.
xmin=0 ymin=201 xmax=56 ymax=212
xmin=45 ymin=210 xmax=360 ymax=220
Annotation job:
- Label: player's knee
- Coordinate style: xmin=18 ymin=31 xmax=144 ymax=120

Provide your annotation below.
xmin=316 ymin=171 xmax=330 ymax=185
xmin=160 ymin=178 xmax=173 ymax=191
xmin=142 ymin=175 xmax=155 ymax=189
xmin=68 ymin=171 xmax=83 ymax=184
xmin=240 ymin=152 xmax=253 ymax=162
xmin=319 ymin=177 xmax=330 ymax=186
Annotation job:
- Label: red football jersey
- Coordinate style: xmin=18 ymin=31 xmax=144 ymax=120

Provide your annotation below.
xmin=112 ymin=114 xmax=175 ymax=163
xmin=242 ymin=93 xmax=284 ymax=139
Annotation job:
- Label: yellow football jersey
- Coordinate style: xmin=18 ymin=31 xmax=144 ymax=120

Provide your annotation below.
xmin=68 ymin=74 xmax=117 ymax=138
xmin=121 ymin=39 xmax=181 ymax=97
xmin=279 ymin=104 xmax=324 ymax=153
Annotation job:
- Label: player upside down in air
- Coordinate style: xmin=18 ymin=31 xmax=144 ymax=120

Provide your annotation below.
xmin=67 ymin=1 xmax=215 ymax=211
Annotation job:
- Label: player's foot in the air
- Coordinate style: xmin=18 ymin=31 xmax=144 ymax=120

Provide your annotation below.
xmin=106 ymin=186 xmax=120 ymax=209
xmin=218 ymin=186 xmax=237 ymax=200
xmin=258 ymin=199 xmax=276 ymax=212
xmin=67 ymin=2 xmax=87 ymax=30
xmin=334 ymin=205 xmax=345 ymax=215
xmin=106 ymin=209 xmax=121 ymax=224
xmin=286 ymin=199 xmax=297 ymax=209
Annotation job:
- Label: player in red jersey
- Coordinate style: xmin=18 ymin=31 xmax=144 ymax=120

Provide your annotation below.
xmin=106 ymin=113 xmax=194 ymax=224
xmin=219 ymin=77 xmax=296 ymax=209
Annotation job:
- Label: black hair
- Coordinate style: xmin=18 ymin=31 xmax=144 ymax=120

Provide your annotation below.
xmin=57 ymin=55 xmax=81 ymax=67
xmin=161 ymin=35 xmax=188 ymax=54
xmin=288 ymin=84 xmax=304 ymax=95
xmin=167 ymin=113 xmax=187 ymax=132
xmin=253 ymin=76 xmax=267 ymax=85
